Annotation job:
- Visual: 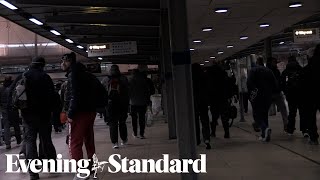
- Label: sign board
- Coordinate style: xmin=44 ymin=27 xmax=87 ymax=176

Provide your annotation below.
xmin=293 ymin=28 xmax=320 ymax=43
xmin=87 ymin=41 xmax=137 ymax=57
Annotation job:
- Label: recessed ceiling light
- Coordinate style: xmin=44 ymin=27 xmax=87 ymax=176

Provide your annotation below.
xmin=210 ymin=56 xmax=216 ymax=59
xmin=200 ymin=63 xmax=205 ymax=66
xmin=0 ymin=0 xmax=18 ymax=10
xmin=240 ymin=36 xmax=249 ymax=40
xmin=50 ymin=30 xmax=61 ymax=36
xmin=259 ymin=23 xmax=270 ymax=28
xmin=193 ymin=40 xmax=202 ymax=43
xmin=202 ymin=27 xmax=213 ymax=32
xmin=77 ymin=45 xmax=84 ymax=49
xmin=215 ymin=8 xmax=228 ymax=13
xmin=65 ymin=39 xmax=74 ymax=43
xmin=227 ymin=45 xmax=234 ymax=48
xmin=205 ymin=60 xmax=210 ymax=63
xmin=218 ymin=51 xmax=224 ymax=54
xmin=279 ymin=41 xmax=285 ymax=45
xmin=98 ymin=57 xmax=103 ymax=60
xmin=190 ymin=48 xmax=195 ymax=51
xmin=289 ymin=2 xmax=303 ymax=8
xmin=29 ymin=18 xmax=43 ymax=26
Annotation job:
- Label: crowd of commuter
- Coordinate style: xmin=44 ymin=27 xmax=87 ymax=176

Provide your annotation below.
xmin=0 ymin=44 xmax=319 ymax=179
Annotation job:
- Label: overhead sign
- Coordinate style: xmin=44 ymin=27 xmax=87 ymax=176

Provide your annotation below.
xmin=87 ymin=41 xmax=137 ymax=57
xmin=293 ymin=28 xmax=320 ymax=43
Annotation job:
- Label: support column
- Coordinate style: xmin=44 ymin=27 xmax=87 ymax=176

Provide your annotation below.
xmin=237 ymin=58 xmax=245 ymax=122
xmin=264 ymin=37 xmax=272 ymax=62
xmin=160 ymin=0 xmax=177 ymax=139
xmin=168 ymin=0 xmax=197 ymax=180
xmin=34 ymin=34 xmax=38 ymax=56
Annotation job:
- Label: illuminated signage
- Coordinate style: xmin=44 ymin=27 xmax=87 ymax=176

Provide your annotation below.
xmin=87 ymin=41 xmax=137 ymax=57
xmin=294 ymin=28 xmax=320 ymax=43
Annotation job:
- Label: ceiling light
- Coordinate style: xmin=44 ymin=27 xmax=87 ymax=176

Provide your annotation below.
xmin=205 ymin=60 xmax=210 ymax=63
xmin=50 ymin=30 xmax=61 ymax=36
xmin=193 ymin=40 xmax=202 ymax=43
xmin=218 ymin=51 xmax=224 ymax=54
xmin=65 ymin=39 xmax=74 ymax=43
xmin=29 ymin=18 xmax=43 ymax=26
xmin=98 ymin=57 xmax=103 ymax=60
xmin=190 ymin=48 xmax=195 ymax=51
xmin=210 ymin=56 xmax=216 ymax=59
xmin=227 ymin=45 xmax=234 ymax=48
xmin=202 ymin=27 xmax=213 ymax=32
xmin=279 ymin=41 xmax=285 ymax=45
xmin=259 ymin=23 xmax=270 ymax=28
xmin=77 ymin=45 xmax=84 ymax=49
xmin=0 ymin=0 xmax=18 ymax=10
xmin=240 ymin=36 xmax=248 ymax=40
xmin=289 ymin=2 xmax=303 ymax=8
xmin=200 ymin=63 xmax=205 ymax=66
xmin=215 ymin=8 xmax=228 ymax=13
xmin=86 ymin=50 xmax=88 ymax=53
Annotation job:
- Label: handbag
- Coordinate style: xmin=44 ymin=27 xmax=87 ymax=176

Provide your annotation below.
xmin=60 ymin=112 xmax=68 ymax=124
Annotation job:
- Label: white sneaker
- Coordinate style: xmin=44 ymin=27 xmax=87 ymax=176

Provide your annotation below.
xmin=112 ymin=143 xmax=119 ymax=149
xmin=132 ymin=133 xmax=138 ymax=138
xmin=121 ymin=139 xmax=128 ymax=146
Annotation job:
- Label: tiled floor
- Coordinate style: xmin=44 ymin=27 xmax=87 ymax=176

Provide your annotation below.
xmin=0 ymin=110 xmax=319 ymax=180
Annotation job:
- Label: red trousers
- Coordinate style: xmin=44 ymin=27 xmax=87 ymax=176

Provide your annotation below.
xmin=68 ymin=112 xmax=96 ymax=161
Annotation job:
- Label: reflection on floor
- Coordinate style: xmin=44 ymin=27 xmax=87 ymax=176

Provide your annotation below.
xmin=0 ymin=110 xmax=319 ymax=180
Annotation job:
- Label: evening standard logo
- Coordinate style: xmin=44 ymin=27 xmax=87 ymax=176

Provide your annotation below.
xmin=6 ymin=154 xmax=207 ymax=179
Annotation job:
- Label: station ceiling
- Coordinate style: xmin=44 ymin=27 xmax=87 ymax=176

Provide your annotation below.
xmin=0 ymin=0 xmax=319 ymax=65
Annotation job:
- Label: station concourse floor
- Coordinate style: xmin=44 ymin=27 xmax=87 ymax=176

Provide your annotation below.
xmin=0 ymin=110 xmax=319 ymax=180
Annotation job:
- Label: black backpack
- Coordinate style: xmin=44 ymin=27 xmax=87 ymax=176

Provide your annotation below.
xmin=285 ymin=71 xmax=301 ymax=92
xmin=12 ymin=73 xmax=28 ymax=110
xmin=86 ymin=72 xmax=108 ymax=109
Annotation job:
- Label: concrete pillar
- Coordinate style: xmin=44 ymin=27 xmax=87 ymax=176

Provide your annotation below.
xmin=264 ymin=37 xmax=272 ymax=62
xmin=237 ymin=58 xmax=245 ymax=122
xmin=168 ymin=0 xmax=197 ymax=180
xmin=34 ymin=34 xmax=38 ymax=56
xmin=160 ymin=0 xmax=177 ymax=139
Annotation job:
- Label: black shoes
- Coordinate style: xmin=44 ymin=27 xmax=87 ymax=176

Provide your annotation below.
xmin=30 ymin=173 xmax=40 ymax=180
xmin=252 ymin=122 xmax=261 ymax=132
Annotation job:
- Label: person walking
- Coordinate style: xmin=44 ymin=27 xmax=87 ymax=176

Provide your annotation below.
xmin=280 ymin=56 xmax=305 ymax=136
xmin=248 ymin=57 xmax=278 ymax=142
xmin=61 ymin=52 xmax=103 ymax=179
xmin=0 ymin=76 xmax=22 ymax=149
xmin=102 ymin=65 xmax=129 ymax=149
xmin=192 ymin=63 xmax=211 ymax=149
xmin=17 ymin=57 xmax=57 ymax=180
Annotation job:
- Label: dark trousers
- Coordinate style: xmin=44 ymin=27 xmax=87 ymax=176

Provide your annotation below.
xmin=109 ymin=105 xmax=128 ymax=144
xmin=252 ymin=99 xmax=272 ymax=137
xmin=195 ymin=104 xmax=210 ymax=143
xmin=287 ymin=98 xmax=306 ymax=133
xmin=300 ymin=102 xmax=319 ymax=141
xmin=210 ymin=102 xmax=230 ymax=134
xmin=23 ymin=113 xmax=56 ymax=176
xmin=240 ymin=92 xmax=249 ymax=113
xmin=69 ymin=112 xmax=96 ymax=161
xmin=51 ymin=110 xmax=62 ymax=132
xmin=130 ymin=105 xmax=147 ymax=137
xmin=2 ymin=109 xmax=21 ymax=146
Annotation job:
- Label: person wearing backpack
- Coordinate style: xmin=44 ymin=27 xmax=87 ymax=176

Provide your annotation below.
xmin=267 ymin=57 xmax=289 ymax=132
xmin=102 ymin=65 xmax=129 ymax=149
xmin=16 ymin=57 xmax=57 ymax=180
xmin=248 ymin=57 xmax=278 ymax=142
xmin=61 ymin=52 xmax=103 ymax=179
xmin=0 ymin=76 xmax=22 ymax=149
xmin=129 ymin=65 xmax=154 ymax=140
xmin=280 ymin=56 xmax=304 ymax=136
